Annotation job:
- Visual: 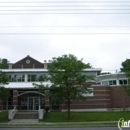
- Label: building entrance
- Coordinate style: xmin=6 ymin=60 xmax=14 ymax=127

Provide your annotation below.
xmin=18 ymin=92 xmax=45 ymax=111
xmin=28 ymin=97 xmax=39 ymax=110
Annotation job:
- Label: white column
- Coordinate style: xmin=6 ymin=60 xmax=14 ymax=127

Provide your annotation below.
xmin=116 ymin=79 xmax=119 ymax=85
xmin=25 ymin=73 xmax=28 ymax=82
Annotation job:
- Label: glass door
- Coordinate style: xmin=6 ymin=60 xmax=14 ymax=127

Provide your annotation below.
xmin=28 ymin=97 xmax=40 ymax=110
xmin=34 ymin=97 xmax=39 ymax=110
xmin=28 ymin=97 xmax=34 ymax=110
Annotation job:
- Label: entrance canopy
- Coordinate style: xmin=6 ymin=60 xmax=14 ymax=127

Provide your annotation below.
xmin=18 ymin=91 xmax=44 ymax=97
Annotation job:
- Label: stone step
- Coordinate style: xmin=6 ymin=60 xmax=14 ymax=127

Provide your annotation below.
xmin=14 ymin=113 xmax=38 ymax=119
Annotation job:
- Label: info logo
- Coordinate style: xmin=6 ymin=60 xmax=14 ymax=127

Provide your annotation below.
xmin=118 ymin=118 xmax=130 ymax=130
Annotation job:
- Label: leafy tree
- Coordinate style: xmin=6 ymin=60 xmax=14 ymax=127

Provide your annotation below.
xmin=34 ymin=54 xmax=92 ymax=120
xmin=0 ymin=71 xmax=10 ymax=101
xmin=121 ymin=59 xmax=130 ymax=84
xmin=120 ymin=59 xmax=130 ymax=109
xmin=0 ymin=58 xmax=8 ymax=69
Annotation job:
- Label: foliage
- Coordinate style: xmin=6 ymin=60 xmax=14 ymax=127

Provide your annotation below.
xmin=44 ymin=106 xmax=50 ymax=113
xmin=0 ymin=71 xmax=10 ymax=101
xmin=121 ymin=59 xmax=130 ymax=73
xmin=34 ymin=54 xmax=93 ymax=120
xmin=121 ymin=59 xmax=130 ymax=83
xmin=0 ymin=71 xmax=9 ymax=84
xmin=120 ymin=59 xmax=130 ymax=96
xmin=0 ymin=59 xmax=8 ymax=69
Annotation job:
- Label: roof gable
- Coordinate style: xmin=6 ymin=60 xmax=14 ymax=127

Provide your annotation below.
xmin=12 ymin=55 xmax=44 ymax=69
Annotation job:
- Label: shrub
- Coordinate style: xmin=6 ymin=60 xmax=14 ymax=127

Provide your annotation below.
xmin=44 ymin=106 xmax=50 ymax=113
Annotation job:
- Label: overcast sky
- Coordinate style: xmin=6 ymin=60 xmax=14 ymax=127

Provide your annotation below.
xmin=0 ymin=0 xmax=130 ymax=73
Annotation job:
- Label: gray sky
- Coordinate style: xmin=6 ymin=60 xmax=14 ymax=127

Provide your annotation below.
xmin=0 ymin=0 xmax=130 ymax=73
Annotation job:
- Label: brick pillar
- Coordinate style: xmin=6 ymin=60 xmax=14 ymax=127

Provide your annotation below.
xmin=45 ymin=97 xmax=50 ymax=107
xmin=13 ymin=90 xmax=18 ymax=108
xmin=44 ymin=90 xmax=50 ymax=108
xmin=0 ymin=98 xmax=2 ymax=110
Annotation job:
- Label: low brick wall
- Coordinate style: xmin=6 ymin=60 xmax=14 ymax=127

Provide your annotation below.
xmin=61 ymin=86 xmax=130 ymax=110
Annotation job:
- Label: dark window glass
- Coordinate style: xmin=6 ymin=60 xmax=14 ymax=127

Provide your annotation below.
xmin=124 ymin=80 xmax=127 ymax=84
xmin=109 ymin=80 xmax=116 ymax=85
xmin=119 ymin=80 xmax=123 ymax=85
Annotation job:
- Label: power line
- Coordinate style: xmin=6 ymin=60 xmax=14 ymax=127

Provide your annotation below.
xmin=1 ymin=5 xmax=130 ymax=7
xmin=0 ymin=33 xmax=130 ymax=35
xmin=1 ymin=9 xmax=130 ymax=11
xmin=0 ymin=26 xmax=130 ymax=27
xmin=0 ymin=13 xmax=130 ymax=14
xmin=0 ymin=1 xmax=130 ymax=3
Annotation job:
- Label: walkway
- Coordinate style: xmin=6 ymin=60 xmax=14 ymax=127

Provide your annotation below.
xmin=8 ymin=119 xmax=39 ymax=124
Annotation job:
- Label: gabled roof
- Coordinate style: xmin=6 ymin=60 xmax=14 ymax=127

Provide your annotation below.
xmin=12 ymin=55 xmax=44 ymax=69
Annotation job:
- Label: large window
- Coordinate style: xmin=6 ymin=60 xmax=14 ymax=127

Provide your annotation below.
xmin=17 ymin=75 xmax=25 ymax=82
xmin=102 ymin=81 xmax=109 ymax=85
xmin=109 ymin=80 xmax=117 ymax=85
xmin=28 ymin=74 xmax=48 ymax=82
xmin=28 ymin=75 xmax=37 ymax=82
xmin=8 ymin=75 xmax=25 ymax=82
xmin=119 ymin=80 xmax=128 ymax=85
xmin=51 ymin=98 xmax=60 ymax=110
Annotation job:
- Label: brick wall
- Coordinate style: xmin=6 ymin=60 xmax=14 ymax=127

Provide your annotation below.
xmin=110 ymin=86 xmax=130 ymax=108
xmin=61 ymin=86 xmax=130 ymax=110
xmin=61 ymin=86 xmax=112 ymax=110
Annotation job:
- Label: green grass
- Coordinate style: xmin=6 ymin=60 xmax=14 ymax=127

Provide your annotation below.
xmin=0 ymin=122 xmax=117 ymax=127
xmin=42 ymin=111 xmax=130 ymax=122
xmin=0 ymin=112 xmax=8 ymax=122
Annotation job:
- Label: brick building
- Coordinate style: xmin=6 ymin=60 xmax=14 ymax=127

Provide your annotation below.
xmin=0 ymin=55 xmax=130 ymax=111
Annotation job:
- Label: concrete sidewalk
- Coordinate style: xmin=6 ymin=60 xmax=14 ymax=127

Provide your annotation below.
xmin=8 ymin=119 xmax=39 ymax=124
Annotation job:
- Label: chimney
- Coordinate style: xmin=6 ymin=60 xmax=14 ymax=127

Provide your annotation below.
xmin=44 ymin=63 xmax=47 ymax=69
xmin=9 ymin=63 xmax=12 ymax=69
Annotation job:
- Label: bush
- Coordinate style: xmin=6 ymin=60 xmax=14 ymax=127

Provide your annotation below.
xmin=44 ymin=106 xmax=50 ymax=113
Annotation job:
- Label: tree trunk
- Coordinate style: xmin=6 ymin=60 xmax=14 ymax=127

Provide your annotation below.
xmin=67 ymin=98 xmax=70 ymax=120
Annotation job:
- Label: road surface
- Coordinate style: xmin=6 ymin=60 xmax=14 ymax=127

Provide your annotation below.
xmin=0 ymin=127 xmax=119 ymax=130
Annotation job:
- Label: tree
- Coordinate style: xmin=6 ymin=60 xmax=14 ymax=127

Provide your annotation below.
xmin=120 ymin=59 xmax=130 ymax=109
xmin=121 ymin=59 xmax=130 ymax=83
xmin=34 ymin=54 xmax=92 ymax=120
xmin=0 ymin=71 xmax=10 ymax=101
xmin=121 ymin=59 xmax=130 ymax=84
xmin=0 ymin=58 xmax=8 ymax=69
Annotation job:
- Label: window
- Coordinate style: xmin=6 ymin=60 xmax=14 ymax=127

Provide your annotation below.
xmin=8 ymin=75 xmax=24 ymax=82
xmin=28 ymin=75 xmax=36 ymax=82
xmin=7 ymin=75 xmax=12 ymax=82
xmin=102 ymin=81 xmax=109 ymax=85
xmin=51 ymin=98 xmax=60 ymax=106
xmin=81 ymin=88 xmax=93 ymax=97
xmin=17 ymin=75 xmax=25 ymax=82
xmin=119 ymin=80 xmax=128 ymax=85
xmin=109 ymin=80 xmax=117 ymax=85
xmin=28 ymin=75 xmax=47 ymax=82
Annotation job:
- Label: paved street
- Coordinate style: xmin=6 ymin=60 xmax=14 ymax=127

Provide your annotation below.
xmin=0 ymin=127 xmax=119 ymax=130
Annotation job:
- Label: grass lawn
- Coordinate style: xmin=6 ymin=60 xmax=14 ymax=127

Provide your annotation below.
xmin=42 ymin=111 xmax=130 ymax=122
xmin=0 ymin=112 xmax=8 ymax=122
